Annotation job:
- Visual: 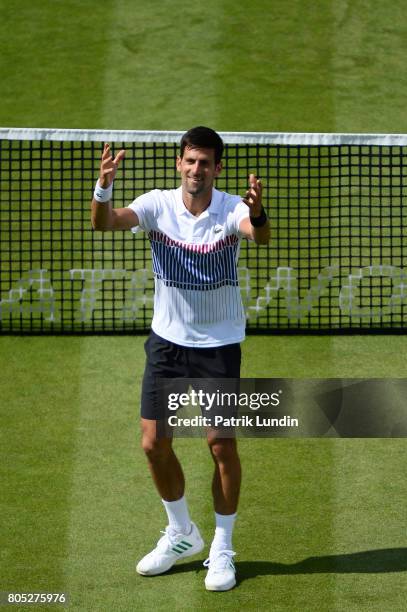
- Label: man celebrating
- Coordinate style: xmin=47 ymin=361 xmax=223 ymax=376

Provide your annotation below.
xmin=91 ymin=126 xmax=270 ymax=591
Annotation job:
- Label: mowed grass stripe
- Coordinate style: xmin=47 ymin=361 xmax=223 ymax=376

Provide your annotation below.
xmin=331 ymin=1 xmax=407 ymax=133
xmin=0 ymin=338 xmax=83 ymax=603
xmin=100 ymin=0 xmax=224 ymax=130
xmin=0 ymin=0 xmax=113 ymax=129
xmin=62 ymin=337 xmax=207 ymax=611
xmin=214 ymin=0 xmax=337 ymax=132
xmin=205 ymin=439 xmax=337 ymax=612
xmin=331 ymin=439 xmax=407 ymax=612
xmin=62 ymin=336 xmax=142 ymax=610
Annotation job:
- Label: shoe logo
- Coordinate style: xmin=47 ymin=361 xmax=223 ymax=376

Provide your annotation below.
xmin=214 ymin=225 xmax=223 ymax=234
xmin=172 ymin=541 xmax=193 ymax=554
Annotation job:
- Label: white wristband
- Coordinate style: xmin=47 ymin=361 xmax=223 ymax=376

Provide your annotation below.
xmin=94 ymin=180 xmax=113 ymax=203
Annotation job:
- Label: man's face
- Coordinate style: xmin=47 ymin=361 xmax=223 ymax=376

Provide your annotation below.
xmin=176 ymin=146 xmax=222 ymax=197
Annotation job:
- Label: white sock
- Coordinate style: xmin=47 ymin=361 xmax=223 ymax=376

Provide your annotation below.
xmin=209 ymin=512 xmax=237 ymax=558
xmin=162 ymin=496 xmax=192 ymax=534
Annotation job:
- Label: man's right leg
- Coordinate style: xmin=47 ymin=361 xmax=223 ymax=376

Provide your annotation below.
xmin=140 ymin=332 xmax=189 ymax=503
xmin=141 ymin=417 xmax=184 ymax=502
xmin=137 ymin=418 xmax=204 ymax=576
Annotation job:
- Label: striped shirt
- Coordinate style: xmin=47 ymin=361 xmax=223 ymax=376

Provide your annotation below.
xmin=128 ymin=186 xmax=249 ymax=347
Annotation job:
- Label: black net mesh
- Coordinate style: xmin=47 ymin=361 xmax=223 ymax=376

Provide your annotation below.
xmin=1 ymin=134 xmax=406 ymax=334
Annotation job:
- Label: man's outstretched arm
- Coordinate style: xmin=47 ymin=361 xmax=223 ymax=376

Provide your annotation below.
xmin=239 ymin=174 xmax=270 ymax=245
xmin=91 ymin=143 xmax=139 ymax=231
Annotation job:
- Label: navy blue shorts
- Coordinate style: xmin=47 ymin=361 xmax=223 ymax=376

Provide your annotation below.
xmin=141 ymin=330 xmax=241 ymax=421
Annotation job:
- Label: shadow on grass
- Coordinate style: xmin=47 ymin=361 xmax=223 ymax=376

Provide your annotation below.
xmin=166 ymin=548 xmax=407 ymax=580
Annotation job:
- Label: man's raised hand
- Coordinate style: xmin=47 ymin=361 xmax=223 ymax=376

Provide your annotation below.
xmin=242 ymin=173 xmax=263 ymax=217
xmin=99 ymin=143 xmax=126 ymax=188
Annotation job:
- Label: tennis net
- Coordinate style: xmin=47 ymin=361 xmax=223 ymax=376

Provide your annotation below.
xmin=1 ymin=128 xmax=407 ymax=334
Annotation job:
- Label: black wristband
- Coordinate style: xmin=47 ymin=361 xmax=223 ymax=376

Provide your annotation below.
xmin=249 ymin=206 xmax=267 ymax=227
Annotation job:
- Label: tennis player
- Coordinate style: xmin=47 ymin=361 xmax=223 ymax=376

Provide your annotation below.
xmin=91 ymin=127 xmax=270 ymax=591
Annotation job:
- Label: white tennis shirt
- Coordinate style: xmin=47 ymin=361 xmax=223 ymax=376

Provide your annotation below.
xmin=128 ymin=186 xmax=250 ymax=347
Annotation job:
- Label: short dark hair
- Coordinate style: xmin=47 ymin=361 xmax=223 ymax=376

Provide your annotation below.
xmin=180 ymin=126 xmax=224 ymax=165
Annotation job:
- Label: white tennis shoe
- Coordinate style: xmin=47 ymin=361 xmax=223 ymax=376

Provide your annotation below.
xmin=203 ymin=550 xmax=237 ymax=591
xmin=136 ymin=522 xmax=204 ymax=576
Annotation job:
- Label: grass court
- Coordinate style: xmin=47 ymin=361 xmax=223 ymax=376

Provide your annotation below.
xmin=1 ymin=1 xmax=406 ymax=610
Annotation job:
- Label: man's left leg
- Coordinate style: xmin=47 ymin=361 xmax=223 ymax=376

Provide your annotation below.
xmin=189 ymin=341 xmax=241 ymax=590
xmin=204 ymin=433 xmax=241 ymax=591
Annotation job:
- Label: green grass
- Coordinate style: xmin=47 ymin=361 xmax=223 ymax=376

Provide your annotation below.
xmin=1 ymin=337 xmax=407 ymax=611
xmin=1 ymin=0 xmax=407 ymax=133
xmin=1 ymin=1 xmax=407 ymax=610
